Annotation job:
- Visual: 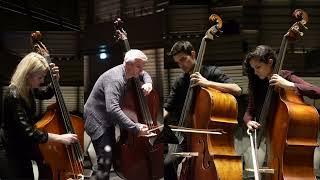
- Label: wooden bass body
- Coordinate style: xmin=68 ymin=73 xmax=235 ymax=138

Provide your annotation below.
xmin=266 ymin=89 xmax=319 ymax=180
xmin=36 ymin=104 xmax=84 ymax=180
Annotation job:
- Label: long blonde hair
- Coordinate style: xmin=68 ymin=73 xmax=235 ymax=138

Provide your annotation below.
xmin=10 ymin=52 xmax=49 ymax=105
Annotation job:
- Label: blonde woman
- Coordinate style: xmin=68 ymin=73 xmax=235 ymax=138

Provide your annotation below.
xmin=2 ymin=52 xmax=78 ymax=179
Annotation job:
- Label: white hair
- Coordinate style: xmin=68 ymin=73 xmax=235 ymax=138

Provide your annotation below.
xmin=124 ymin=49 xmax=148 ymax=63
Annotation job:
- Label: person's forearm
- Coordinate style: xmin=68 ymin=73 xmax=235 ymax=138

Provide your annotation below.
xmin=48 ymin=133 xmax=61 ymax=143
xmin=207 ymin=82 xmax=241 ymax=96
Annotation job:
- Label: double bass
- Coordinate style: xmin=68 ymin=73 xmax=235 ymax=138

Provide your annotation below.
xmin=112 ymin=18 xmax=164 ymax=180
xmin=172 ymin=14 xmax=242 ymax=180
xmin=31 ymin=31 xmax=84 ymax=180
xmin=251 ymin=9 xmax=319 ymax=180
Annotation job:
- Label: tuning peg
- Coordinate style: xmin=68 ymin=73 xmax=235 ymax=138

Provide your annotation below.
xmin=215 ymin=30 xmax=223 ymax=37
xmin=301 ymin=23 xmax=308 ymax=30
xmin=299 ymin=32 xmax=304 ymax=37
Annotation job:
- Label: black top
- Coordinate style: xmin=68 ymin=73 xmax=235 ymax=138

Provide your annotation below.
xmin=3 ymin=85 xmax=54 ymax=161
xmin=164 ymin=65 xmax=233 ymax=125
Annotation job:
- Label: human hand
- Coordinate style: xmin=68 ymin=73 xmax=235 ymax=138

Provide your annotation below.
xmin=136 ymin=123 xmax=156 ymax=137
xmin=49 ymin=63 xmax=60 ymax=81
xmin=269 ymin=74 xmax=295 ymax=90
xmin=246 ymin=120 xmax=261 ymax=130
xmin=59 ymin=133 xmax=78 ymax=145
xmin=141 ymin=83 xmax=153 ymax=96
xmin=190 ymin=72 xmax=210 ymax=87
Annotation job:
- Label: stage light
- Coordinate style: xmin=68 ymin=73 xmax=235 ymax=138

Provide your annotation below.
xmin=99 ymin=52 xmax=108 ymax=60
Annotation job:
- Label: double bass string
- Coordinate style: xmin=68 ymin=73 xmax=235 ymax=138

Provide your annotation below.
xmin=46 ymin=54 xmax=84 ymax=163
xmin=115 ymin=21 xmax=155 ymax=130
xmin=43 ymin=47 xmax=84 ymax=178
xmin=256 ymin=35 xmax=288 ymax=147
xmin=66 ymin=144 xmax=84 ymax=179
xmin=134 ymin=78 xmax=155 ymax=130
xmin=51 ymin=63 xmax=84 ymax=178
xmin=168 ymin=16 xmax=220 ymax=175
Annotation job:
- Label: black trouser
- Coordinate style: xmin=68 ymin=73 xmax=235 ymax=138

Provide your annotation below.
xmin=164 ymin=144 xmax=184 ymax=180
xmin=2 ymin=156 xmax=51 ymax=179
xmin=92 ymin=126 xmax=115 ymax=180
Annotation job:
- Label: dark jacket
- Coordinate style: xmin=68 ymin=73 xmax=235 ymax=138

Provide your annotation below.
xmin=3 ymin=84 xmax=54 ymax=161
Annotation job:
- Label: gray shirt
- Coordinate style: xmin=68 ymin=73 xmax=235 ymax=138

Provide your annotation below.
xmin=84 ymin=64 xmax=152 ymax=140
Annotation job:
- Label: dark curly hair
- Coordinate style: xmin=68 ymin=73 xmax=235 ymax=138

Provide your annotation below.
xmin=243 ymin=45 xmax=276 ymax=75
xmin=243 ymin=45 xmax=277 ymax=116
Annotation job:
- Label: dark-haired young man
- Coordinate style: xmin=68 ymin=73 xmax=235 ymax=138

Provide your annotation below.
xmin=163 ymin=41 xmax=241 ymax=179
